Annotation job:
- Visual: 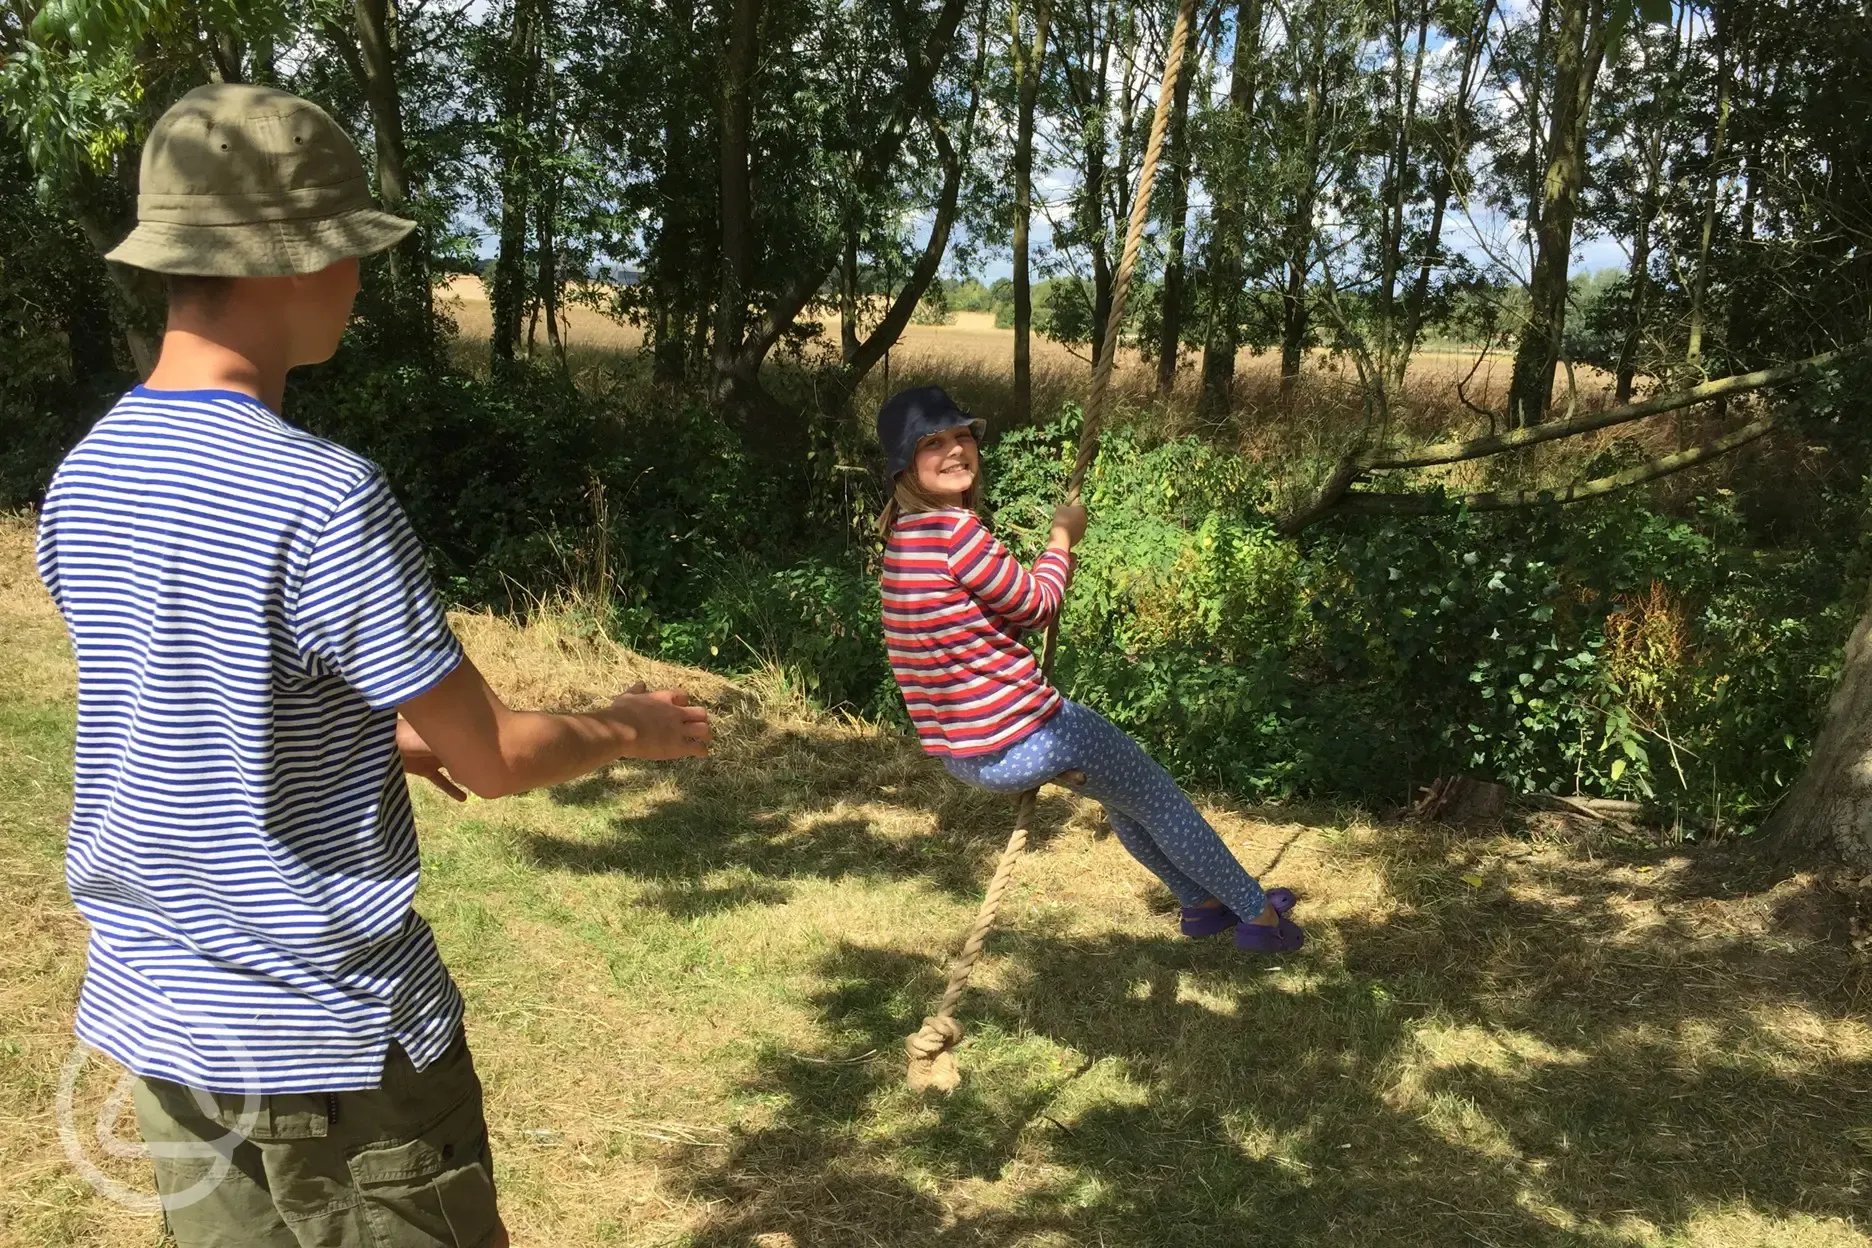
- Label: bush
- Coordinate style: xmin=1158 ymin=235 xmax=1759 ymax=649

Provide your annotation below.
xmin=978 ymin=410 xmax=1859 ymax=820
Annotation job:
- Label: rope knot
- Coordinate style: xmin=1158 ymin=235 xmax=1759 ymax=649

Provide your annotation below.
xmin=904 ymin=1015 xmax=964 ymax=1092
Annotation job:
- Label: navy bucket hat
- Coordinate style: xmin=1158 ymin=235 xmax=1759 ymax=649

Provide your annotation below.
xmin=876 ymin=386 xmax=985 ymax=479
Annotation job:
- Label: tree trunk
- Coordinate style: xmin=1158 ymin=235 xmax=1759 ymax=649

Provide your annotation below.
xmin=840 ymin=229 xmax=862 ymax=364
xmin=1617 ymin=218 xmax=1651 ymax=404
xmin=1375 ymin=0 xmax=1430 ymax=386
xmin=1011 ymin=0 xmax=1053 ymax=423
xmin=1615 ymin=19 xmax=1680 ymax=403
xmin=1279 ymin=235 xmax=1308 ymax=390
xmin=1763 ymin=582 xmax=1872 ymax=869
xmin=1728 ymin=129 xmax=1761 ymax=363
xmin=1195 ymin=0 xmax=1264 ymax=419
xmin=648 ymin=0 xmax=699 ymax=383
xmin=1397 ymin=0 xmax=1490 ymax=391
xmin=489 ymin=0 xmax=544 ymax=372
xmin=1684 ymin=2 xmax=1731 ymax=382
xmin=1154 ymin=13 xmax=1198 ymax=395
xmin=351 ymin=0 xmax=432 ymax=340
xmin=712 ymin=0 xmax=763 ymax=413
xmin=843 ymin=119 xmax=966 ymax=390
xmin=1279 ymin=1 xmax=1325 ymax=398
xmin=1085 ymin=0 xmax=1116 ymax=361
xmin=1506 ymin=0 xmax=1607 ymax=427
xmin=534 ymin=48 xmax=565 ymax=373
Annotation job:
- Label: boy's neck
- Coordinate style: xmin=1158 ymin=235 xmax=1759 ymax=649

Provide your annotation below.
xmin=143 ymin=326 xmax=289 ymax=414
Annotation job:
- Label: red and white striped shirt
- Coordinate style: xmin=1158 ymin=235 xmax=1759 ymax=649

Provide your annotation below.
xmin=881 ymin=508 xmax=1075 ymax=757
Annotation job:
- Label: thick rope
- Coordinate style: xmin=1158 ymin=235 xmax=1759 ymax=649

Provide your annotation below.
xmin=907 ymin=0 xmax=1200 ymax=1092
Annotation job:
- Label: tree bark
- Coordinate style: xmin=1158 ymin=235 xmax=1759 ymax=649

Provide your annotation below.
xmin=1763 ymin=578 xmax=1872 ymax=869
xmin=1012 ymin=0 xmax=1054 ymax=423
xmin=1278 ymin=0 xmax=1327 ymax=398
xmin=1154 ymin=11 xmax=1198 ymax=395
xmin=712 ymin=0 xmax=762 ymax=413
xmin=490 ymin=0 xmax=544 ymax=371
xmin=648 ymin=0 xmax=700 ymax=382
xmin=1081 ymin=0 xmax=1117 ymax=359
xmin=1506 ymin=0 xmax=1608 ymax=426
xmin=1684 ymin=0 xmax=1730 ymax=382
xmin=350 ymin=0 xmax=432 ymax=338
xmin=1195 ymin=0 xmax=1264 ymax=419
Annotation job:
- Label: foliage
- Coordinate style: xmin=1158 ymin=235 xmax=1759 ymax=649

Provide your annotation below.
xmin=974 ymin=412 xmax=1859 ymax=820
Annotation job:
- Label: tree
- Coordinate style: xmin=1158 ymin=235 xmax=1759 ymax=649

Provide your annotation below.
xmin=1505 ymin=0 xmax=1614 ymax=426
xmin=1194 ymin=0 xmax=1264 ymax=419
xmin=488 ymin=0 xmax=547 ymax=372
xmin=1011 ymin=0 xmax=1055 ymax=422
xmin=1152 ymin=0 xmax=1201 ymax=395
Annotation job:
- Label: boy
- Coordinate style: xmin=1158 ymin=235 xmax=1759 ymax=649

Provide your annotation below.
xmin=35 ymin=83 xmax=709 ymax=1246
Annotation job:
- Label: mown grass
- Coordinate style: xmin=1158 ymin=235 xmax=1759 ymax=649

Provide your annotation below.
xmin=1 ymin=510 xmax=1868 ymax=1248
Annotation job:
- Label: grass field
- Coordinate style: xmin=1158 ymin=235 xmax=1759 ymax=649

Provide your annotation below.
xmin=441 ymin=276 xmax=1822 ymax=515
xmin=437 ymin=275 xmax=1595 ymax=435
xmin=3 ymin=512 xmax=1870 ymax=1246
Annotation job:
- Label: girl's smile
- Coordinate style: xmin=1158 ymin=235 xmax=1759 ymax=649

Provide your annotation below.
xmin=913 ymin=427 xmax=979 ymax=502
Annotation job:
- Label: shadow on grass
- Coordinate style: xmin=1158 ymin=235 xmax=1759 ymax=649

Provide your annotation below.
xmin=660 ymin=826 xmax=1872 ymax=1247
xmin=523 ymin=718 xmax=1086 ymax=913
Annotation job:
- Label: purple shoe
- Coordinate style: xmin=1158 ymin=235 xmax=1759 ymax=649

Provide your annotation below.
xmin=1234 ymin=913 xmax=1305 ymax=954
xmin=1179 ymin=888 xmax=1297 ymax=938
xmin=1180 ymin=905 xmax=1240 ymax=937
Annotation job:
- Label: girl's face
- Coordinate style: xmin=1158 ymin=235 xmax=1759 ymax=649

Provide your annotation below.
xmin=912 ymin=426 xmax=979 ymax=502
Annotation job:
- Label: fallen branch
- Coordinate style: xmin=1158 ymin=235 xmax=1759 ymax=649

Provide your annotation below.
xmin=1361 ymin=343 xmax=1858 ymax=472
xmin=1334 ymin=414 xmax=1778 ymax=517
xmin=1520 ymin=793 xmax=1719 ymax=834
xmin=1276 ymin=344 xmax=1859 ymax=533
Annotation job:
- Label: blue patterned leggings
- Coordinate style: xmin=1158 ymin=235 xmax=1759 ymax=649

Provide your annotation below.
xmin=943 ymin=700 xmax=1268 ymax=919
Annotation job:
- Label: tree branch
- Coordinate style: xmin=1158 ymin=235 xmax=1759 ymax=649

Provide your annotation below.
xmin=319 ymin=17 xmax=369 ymax=92
xmin=1334 ymin=414 xmax=1780 ymax=518
xmin=842 ymin=115 xmax=963 ymax=388
xmin=737 ymin=0 xmax=967 ymax=370
xmin=1362 ymin=342 xmax=1860 ymax=471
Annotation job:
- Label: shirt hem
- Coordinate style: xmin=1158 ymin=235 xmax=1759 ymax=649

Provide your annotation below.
xmin=917 ymin=697 xmax=1063 ymax=759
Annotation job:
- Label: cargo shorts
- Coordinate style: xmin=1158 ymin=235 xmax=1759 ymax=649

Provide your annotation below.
xmin=130 ymin=1030 xmax=503 ymax=1248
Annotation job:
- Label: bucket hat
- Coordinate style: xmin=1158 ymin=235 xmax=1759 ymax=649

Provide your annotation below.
xmin=877 ymin=386 xmax=986 ymax=479
xmin=106 ymin=84 xmax=414 ymax=277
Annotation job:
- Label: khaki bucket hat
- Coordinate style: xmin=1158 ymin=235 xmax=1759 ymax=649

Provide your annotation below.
xmin=107 ymin=83 xmax=415 ymax=277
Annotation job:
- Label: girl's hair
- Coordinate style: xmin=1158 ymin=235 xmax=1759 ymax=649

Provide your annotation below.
xmin=877 ymin=472 xmax=985 ymax=539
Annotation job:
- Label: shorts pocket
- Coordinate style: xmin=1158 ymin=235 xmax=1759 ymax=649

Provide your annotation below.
xmin=346 ymin=1089 xmax=500 ymax=1248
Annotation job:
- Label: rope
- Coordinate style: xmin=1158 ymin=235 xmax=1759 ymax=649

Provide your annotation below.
xmin=907 ymin=0 xmax=1201 ymax=1093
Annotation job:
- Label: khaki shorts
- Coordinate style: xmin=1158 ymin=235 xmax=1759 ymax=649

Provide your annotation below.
xmin=131 ymin=1030 xmax=502 ymax=1248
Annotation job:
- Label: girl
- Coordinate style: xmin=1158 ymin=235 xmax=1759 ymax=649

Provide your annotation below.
xmin=876 ymin=386 xmax=1303 ymax=953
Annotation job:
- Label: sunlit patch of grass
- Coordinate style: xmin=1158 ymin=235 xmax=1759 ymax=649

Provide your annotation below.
xmin=2 ymin=511 xmax=1867 ymax=1247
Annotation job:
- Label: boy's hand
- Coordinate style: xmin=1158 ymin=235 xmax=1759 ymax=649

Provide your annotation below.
xmin=604 ymin=686 xmax=712 ymax=759
xmin=396 ymin=717 xmax=468 ymax=801
xmin=1050 ymin=503 xmax=1088 ymax=548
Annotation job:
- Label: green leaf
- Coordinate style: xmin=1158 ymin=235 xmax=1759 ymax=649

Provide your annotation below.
xmin=1611 ymin=758 xmax=1627 ymax=782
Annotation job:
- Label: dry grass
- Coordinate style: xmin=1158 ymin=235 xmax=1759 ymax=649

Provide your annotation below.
xmin=2 ymin=510 xmax=1869 ymax=1247
xmin=439 ymin=274 xmax=1590 ymax=440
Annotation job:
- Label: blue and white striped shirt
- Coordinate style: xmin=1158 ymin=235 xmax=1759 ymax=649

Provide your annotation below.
xmin=36 ymin=387 xmax=466 ymax=1094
